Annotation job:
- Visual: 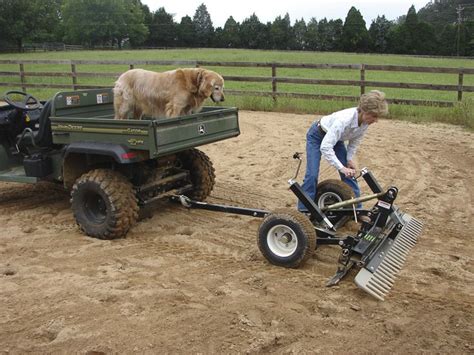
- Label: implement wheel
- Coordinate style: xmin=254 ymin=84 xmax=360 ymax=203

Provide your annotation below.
xmin=257 ymin=208 xmax=316 ymax=268
xmin=71 ymin=169 xmax=138 ymax=239
xmin=178 ymin=148 xmax=215 ymax=201
xmin=315 ymin=179 xmax=354 ymax=209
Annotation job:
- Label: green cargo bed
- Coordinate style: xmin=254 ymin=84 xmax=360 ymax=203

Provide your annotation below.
xmin=50 ymin=88 xmax=240 ymax=157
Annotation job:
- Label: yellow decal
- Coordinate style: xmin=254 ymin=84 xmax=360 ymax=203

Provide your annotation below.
xmin=54 ymin=124 xmax=83 ymax=131
xmin=128 ymin=138 xmax=144 ymax=146
xmin=126 ymin=128 xmax=148 ymax=135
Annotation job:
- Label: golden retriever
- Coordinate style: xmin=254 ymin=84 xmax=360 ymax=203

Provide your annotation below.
xmin=113 ymin=68 xmax=225 ymax=119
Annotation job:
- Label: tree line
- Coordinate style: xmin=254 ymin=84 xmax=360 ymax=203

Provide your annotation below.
xmin=0 ymin=0 xmax=473 ymax=56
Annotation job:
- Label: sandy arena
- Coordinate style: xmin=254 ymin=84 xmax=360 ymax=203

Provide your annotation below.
xmin=0 ymin=111 xmax=473 ymax=353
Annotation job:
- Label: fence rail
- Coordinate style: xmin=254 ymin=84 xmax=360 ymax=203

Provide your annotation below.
xmin=0 ymin=59 xmax=473 ymax=107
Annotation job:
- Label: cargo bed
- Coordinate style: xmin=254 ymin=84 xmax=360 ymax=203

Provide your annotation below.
xmin=50 ymin=88 xmax=240 ymax=157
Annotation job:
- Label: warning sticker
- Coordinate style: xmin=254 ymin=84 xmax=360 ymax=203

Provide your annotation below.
xmin=377 ymin=200 xmax=391 ymax=209
xmin=66 ymin=95 xmax=80 ymax=106
xmin=97 ymin=93 xmax=109 ymax=104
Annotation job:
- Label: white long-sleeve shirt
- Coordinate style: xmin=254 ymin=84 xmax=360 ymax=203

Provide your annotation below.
xmin=319 ymin=107 xmax=368 ymax=171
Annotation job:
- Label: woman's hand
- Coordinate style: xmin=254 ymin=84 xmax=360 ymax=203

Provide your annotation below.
xmin=347 ymin=160 xmax=357 ymax=170
xmin=340 ymin=166 xmax=356 ymax=178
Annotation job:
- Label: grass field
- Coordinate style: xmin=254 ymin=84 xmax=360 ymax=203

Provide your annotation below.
xmin=0 ymin=48 xmax=473 ymax=128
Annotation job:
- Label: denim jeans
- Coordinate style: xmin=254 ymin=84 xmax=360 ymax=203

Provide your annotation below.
xmin=297 ymin=121 xmax=361 ymax=211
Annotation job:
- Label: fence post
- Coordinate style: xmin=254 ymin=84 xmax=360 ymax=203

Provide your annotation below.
xmin=71 ymin=63 xmax=77 ymax=90
xmin=360 ymin=64 xmax=365 ymax=95
xmin=129 ymin=64 xmax=134 ymax=70
xmin=19 ymin=63 xmax=26 ymax=92
xmin=272 ymin=63 xmax=277 ymax=102
xmin=458 ymin=71 xmax=464 ymax=101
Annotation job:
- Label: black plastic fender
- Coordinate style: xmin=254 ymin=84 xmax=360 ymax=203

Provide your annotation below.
xmin=64 ymin=141 xmax=141 ymax=164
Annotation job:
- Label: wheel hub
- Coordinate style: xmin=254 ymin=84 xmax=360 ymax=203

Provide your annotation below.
xmin=267 ymin=224 xmax=298 ymax=257
xmin=318 ymin=191 xmax=343 ymax=209
xmin=84 ymin=192 xmax=107 ymax=224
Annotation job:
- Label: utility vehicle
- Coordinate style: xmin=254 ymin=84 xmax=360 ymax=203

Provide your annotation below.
xmin=0 ymin=88 xmax=239 ymax=239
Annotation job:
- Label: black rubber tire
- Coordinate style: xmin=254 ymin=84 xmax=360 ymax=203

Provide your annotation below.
xmin=71 ymin=169 xmax=139 ymax=239
xmin=315 ymin=179 xmax=354 ymax=209
xmin=178 ymin=148 xmax=215 ymax=201
xmin=257 ymin=208 xmax=317 ymax=268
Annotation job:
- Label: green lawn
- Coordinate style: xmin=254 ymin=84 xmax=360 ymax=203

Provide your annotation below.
xmin=0 ymin=48 xmax=473 ymax=128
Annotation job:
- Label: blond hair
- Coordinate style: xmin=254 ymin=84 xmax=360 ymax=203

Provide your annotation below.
xmin=358 ymin=90 xmax=389 ymax=117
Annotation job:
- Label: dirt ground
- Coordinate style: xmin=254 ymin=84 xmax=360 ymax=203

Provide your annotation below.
xmin=0 ymin=111 xmax=473 ymax=354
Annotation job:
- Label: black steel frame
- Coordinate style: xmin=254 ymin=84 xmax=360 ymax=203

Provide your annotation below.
xmin=169 ymin=167 xmax=397 ymax=247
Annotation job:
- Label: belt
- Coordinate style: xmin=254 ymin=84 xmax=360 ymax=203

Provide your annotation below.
xmin=317 ymin=121 xmax=326 ymax=136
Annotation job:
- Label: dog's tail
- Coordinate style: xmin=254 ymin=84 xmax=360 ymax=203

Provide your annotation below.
xmin=113 ymin=81 xmax=124 ymax=97
xmin=113 ymin=81 xmax=127 ymax=119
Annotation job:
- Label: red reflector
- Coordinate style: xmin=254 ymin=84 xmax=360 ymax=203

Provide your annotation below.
xmin=121 ymin=152 xmax=137 ymax=159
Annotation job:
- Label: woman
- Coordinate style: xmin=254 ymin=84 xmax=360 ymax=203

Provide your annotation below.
xmin=297 ymin=90 xmax=389 ymax=212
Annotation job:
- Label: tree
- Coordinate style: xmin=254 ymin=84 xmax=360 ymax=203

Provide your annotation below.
xmin=140 ymin=3 xmax=153 ymax=46
xmin=386 ymin=23 xmax=406 ymax=54
xmin=418 ymin=0 xmax=472 ymax=28
xmin=318 ymin=18 xmax=343 ymax=51
xmin=177 ymin=16 xmax=195 ymax=47
xmin=124 ymin=0 xmax=149 ymax=48
xmin=389 ymin=6 xmax=437 ymax=55
xmin=404 ymin=5 xmax=424 ymax=53
xmin=62 ymin=0 xmax=147 ymax=48
xmin=418 ymin=0 xmax=474 ymax=56
xmin=240 ymin=14 xmax=267 ymax=49
xmin=414 ymin=21 xmax=438 ymax=54
xmin=438 ymin=24 xmax=457 ymax=56
xmin=316 ymin=18 xmax=330 ymax=51
xmin=0 ymin=0 xmax=62 ymax=51
xmin=327 ymin=19 xmax=344 ymax=51
xmin=271 ymin=13 xmax=294 ymax=50
xmin=467 ymin=20 xmax=474 ymax=55
xmin=304 ymin=18 xmax=319 ymax=51
xmin=219 ymin=16 xmax=241 ymax=48
xmin=341 ymin=6 xmax=369 ymax=52
xmin=293 ymin=18 xmax=307 ymax=50
xmin=148 ymin=7 xmax=177 ymax=47
xmin=368 ymin=16 xmax=393 ymax=53
xmin=193 ymin=3 xmax=214 ymax=47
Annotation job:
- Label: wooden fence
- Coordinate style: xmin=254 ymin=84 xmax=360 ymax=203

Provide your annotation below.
xmin=0 ymin=59 xmax=473 ymax=107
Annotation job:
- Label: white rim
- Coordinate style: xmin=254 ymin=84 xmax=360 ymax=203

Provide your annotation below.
xmin=266 ymin=224 xmax=298 ymax=257
xmin=318 ymin=191 xmax=343 ymax=209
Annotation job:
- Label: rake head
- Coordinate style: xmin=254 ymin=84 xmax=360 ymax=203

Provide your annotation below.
xmin=354 ymin=213 xmax=423 ymax=300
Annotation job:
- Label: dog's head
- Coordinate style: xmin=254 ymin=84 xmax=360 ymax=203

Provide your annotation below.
xmin=197 ymin=69 xmax=225 ymax=103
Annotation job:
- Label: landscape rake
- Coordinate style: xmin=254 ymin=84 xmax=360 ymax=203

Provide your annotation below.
xmin=172 ymin=153 xmax=423 ymax=300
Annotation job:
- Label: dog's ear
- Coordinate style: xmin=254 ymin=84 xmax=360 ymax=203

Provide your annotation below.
xmin=188 ymin=68 xmax=203 ymax=94
xmin=196 ymin=69 xmax=203 ymax=86
xmin=198 ymin=70 xmax=213 ymax=98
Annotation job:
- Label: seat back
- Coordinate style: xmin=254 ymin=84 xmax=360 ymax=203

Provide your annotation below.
xmin=33 ymin=100 xmax=52 ymax=147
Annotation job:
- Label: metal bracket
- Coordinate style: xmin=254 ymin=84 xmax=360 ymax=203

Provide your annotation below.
xmin=326 ymin=260 xmax=356 ymax=286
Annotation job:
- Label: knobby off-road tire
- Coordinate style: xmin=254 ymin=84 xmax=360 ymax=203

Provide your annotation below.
xmin=71 ymin=169 xmax=139 ymax=239
xmin=178 ymin=148 xmax=215 ymax=201
xmin=315 ymin=179 xmax=354 ymax=209
xmin=257 ymin=208 xmax=317 ymax=268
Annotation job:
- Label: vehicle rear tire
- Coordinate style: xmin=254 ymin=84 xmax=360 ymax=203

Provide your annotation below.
xmin=178 ymin=148 xmax=215 ymax=201
xmin=315 ymin=179 xmax=354 ymax=209
xmin=257 ymin=208 xmax=316 ymax=268
xmin=71 ymin=169 xmax=138 ymax=239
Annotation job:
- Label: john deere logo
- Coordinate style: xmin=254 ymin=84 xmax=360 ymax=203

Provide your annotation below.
xmin=198 ymin=124 xmax=206 ymax=135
